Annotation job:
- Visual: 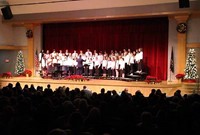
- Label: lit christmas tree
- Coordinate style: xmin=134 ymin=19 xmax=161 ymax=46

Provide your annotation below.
xmin=184 ymin=48 xmax=199 ymax=80
xmin=15 ymin=50 xmax=25 ymax=75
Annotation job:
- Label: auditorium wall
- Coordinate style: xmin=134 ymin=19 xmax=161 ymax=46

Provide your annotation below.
xmin=168 ymin=17 xmax=178 ymax=81
xmin=34 ymin=25 xmax=43 ymax=54
xmin=33 ymin=25 xmax=43 ymax=76
xmin=13 ymin=26 xmax=27 ymax=46
xmin=0 ymin=17 xmax=28 ymax=74
xmin=187 ymin=17 xmax=200 ymax=43
xmin=0 ymin=17 xmax=13 ymax=45
xmin=187 ymin=17 xmax=200 ymax=77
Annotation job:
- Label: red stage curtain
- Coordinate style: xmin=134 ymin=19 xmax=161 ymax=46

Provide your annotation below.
xmin=43 ymin=17 xmax=168 ymax=80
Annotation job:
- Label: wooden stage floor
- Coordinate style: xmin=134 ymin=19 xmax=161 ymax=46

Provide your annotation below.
xmin=0 ymin=77 xmax=199 ymax=97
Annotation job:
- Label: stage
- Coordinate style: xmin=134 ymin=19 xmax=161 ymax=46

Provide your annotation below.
xmin=0 ymin=76 xmax=199 ymax=97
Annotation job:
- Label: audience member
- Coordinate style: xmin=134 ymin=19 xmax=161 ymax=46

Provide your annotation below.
xmin=0 ymin=82 xmax=199 ymax=135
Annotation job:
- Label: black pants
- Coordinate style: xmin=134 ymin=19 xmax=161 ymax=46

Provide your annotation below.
xmin=119 ymin=69 xmax=124 ymax=77
xmin=102 ymin=67 xmax=107 ymax=74
xmin=68 ymin=66 xmax=73 ymax=75
xmin=89 ymin=69 xmax=93 ymax=76
xmin=130 ymin=63 xmax=137 ymax=74
xmin=112 ymin=69 xmax=115 ymax=77
xmin=107 ymin=68 xmax=112 ymax=77
xmin=84 ymin=66 xmax=89 ymax=76
xmin=125 ymin=63 xmax=130 ymax=77
xmin=95 ymin=66 xmax=99 ymax=76
xmin=77 ymin=66 xmax=83 ymax=75
xmin=73 ymin=66 xmax=76 ymax=75
xmin=138 ymin=60 xmax=143 ymax=71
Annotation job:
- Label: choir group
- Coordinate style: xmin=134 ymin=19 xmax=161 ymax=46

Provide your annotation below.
xmin=39 ymin=48 xmax=143 ymax=78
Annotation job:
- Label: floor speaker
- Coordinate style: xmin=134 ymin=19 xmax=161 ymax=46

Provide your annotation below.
xmin=1 ymin=6 xmax=13 ymax=20
xmin=179 ymin=0 xmax=190 ymax=8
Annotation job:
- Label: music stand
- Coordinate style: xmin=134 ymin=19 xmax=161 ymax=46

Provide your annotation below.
xmin=84 ymin=64 xmax=89 ymax=76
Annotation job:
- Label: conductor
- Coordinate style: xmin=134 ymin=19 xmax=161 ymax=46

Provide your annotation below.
xmin=76 ymin=55 xmax=85 ymax=75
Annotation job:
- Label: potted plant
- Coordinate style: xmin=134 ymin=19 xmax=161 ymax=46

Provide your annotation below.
xmin=1 ymin=72 xmax=12 ymax=78
xmin=175 ymin=74 xmax=185 ymax=82
xmin=23 ymin=69 xmax=32 ymax=77
xmin=65 ymin=75 xmax=89 ymax=81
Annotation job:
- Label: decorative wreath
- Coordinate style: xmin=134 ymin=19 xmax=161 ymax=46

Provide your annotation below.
xmin=26 ymin=29 xmax=33 ymax=38
xmin=176 ymin=23 xmax=187 ymax=33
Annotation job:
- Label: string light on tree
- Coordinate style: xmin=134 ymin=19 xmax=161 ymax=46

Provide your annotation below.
xmin=184 ymin=48 xmax=198 ymax=80
xmin=15 ymin=50 xmax=25 ymax=75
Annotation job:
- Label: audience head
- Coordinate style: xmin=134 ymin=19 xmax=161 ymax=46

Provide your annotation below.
xmin=47 ymin=84 xmax=51 ymax=89
xmin=101 ymin=88 xmax=105 ymax=94
xmin=83 ymin=85 xmax=87 ymax=89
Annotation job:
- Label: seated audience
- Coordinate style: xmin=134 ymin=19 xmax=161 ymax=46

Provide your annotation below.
xmin=0 ymin=82 xmax=199 ymax=135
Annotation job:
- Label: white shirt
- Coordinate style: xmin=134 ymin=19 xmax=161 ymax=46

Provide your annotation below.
xmin=83 ymin=58 xmax=89 ymax=65
xmin=111 ymin=61 xmax=116 ymax=69
xmin=45 ymin=54 xmax=50 ymax=60
xmin=39 ymin=52 xmax=43 ymax=62
xmin=58 ymin=59 xmax=63 ymax=65
xmin=65 ymin=52 xmax=69 ymax=56
xmin=89 ymin=61 xmax=94 ymax=70
xmin=85 ymin=51 xmax=92 ymax=58
xmin=102 ymin=60 xmax=108 ymax=68
xmin=72 ymin=52 xmax=78 ymax=59
xmin=73 ymin=60 xmax=78 ymax=67
xmin=52 ymin=58 xmax=57 ymax=64
xmin=39 ymin=52 xmax=46 ymax=68
xmin=81 ymin=54 xmax=86 ymax=61
xmin=46 ymin=58 xmax=52 ymax=66
xmin=40 ymin=58 xmax=46 ymax=68
xmin=58 ymin=53 xmax=63 ymax=57
xmin=62 ymin=59 xmax=68 ymax=66
xmin=51 ymin=52 xmax=57 ymax=58
xmin=61 ymin=55 xmax=66 ymax=61
xmin=138 ymin=51 xmax=143 ymax=60
xmin=119 ymin=59 xmax=125 ymax=69
xmin=98 ymin=54 xmax=103 ymax=64
xmin=67 ymin=57 xmax=73 ymax=66
xmin=124 ymin=54 xmax=130 ymax=65
xmin=107 ymin=61 xmax=112 ymax=69
xmin=130 ymin=55 xmax=135 ymax=64
xmin=92 ymin=55 xmax=97 ymax=62
xmin=94 ymin=60 xmax=100 ymax=67
xmin=115 ymin=60 xmax=119 ymax=69
xmin=135 ymin=53 xmax=140 ymax=62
